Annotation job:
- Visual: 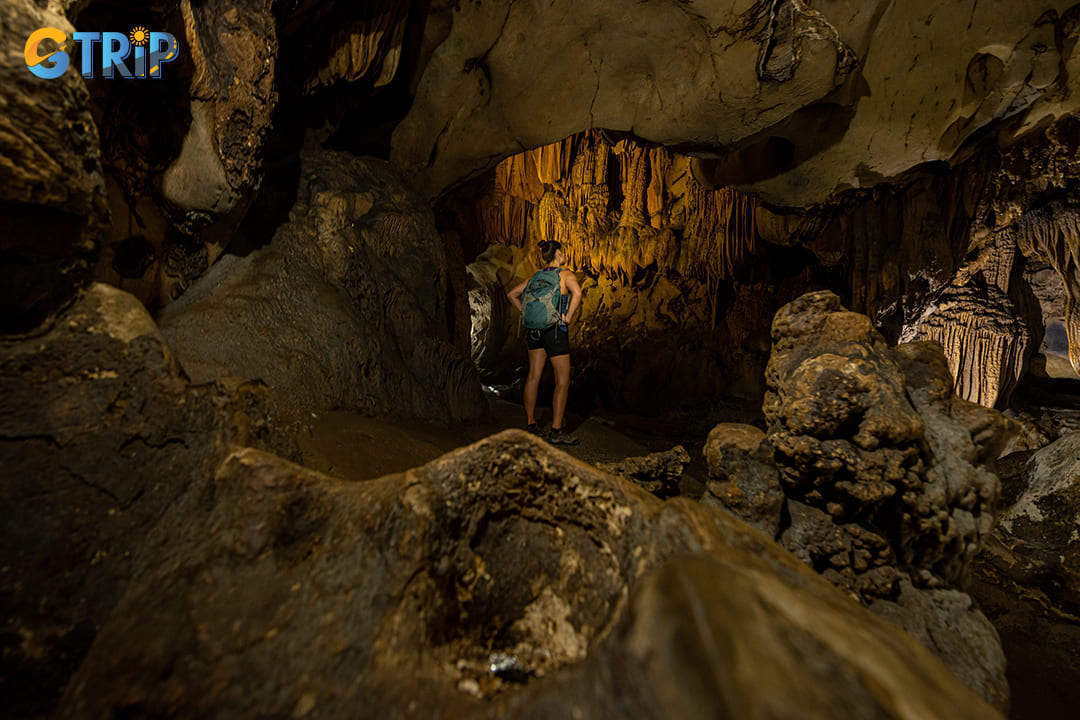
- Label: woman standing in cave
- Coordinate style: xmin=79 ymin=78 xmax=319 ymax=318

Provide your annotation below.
xmin=507 ymin=240 xmax=583 ymax=445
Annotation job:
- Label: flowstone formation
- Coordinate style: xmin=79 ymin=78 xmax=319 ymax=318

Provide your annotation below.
xmin=704 ymin=290 xmax=1015 ymax=709
xmin=158 ymin=150 xmax=485 ymax=422
xmin=57 ymin=432 xmax=1001 ymax=720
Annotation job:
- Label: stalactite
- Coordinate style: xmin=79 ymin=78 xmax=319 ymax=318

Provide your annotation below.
xmin=1014 ymin=199 xmax=1080 ymax=375
xmin=468 ymin=130 xmax=759 ymax=286
xmin=907 ymin=283 xmax=1030 ymax=407
xmin=302 ymin=1 xmax=409 ymax=92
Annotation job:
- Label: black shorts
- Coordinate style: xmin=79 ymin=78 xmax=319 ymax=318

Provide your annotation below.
xmin=526 ymin=325 xmax=570 ymax=357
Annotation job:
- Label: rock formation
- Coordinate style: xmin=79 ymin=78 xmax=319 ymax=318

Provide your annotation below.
xmin=0 ymin=283 xmax=268 ymax=716
xmin=705 ymin=290 xmax=1014 ymax=709
xmin=971 ymin=432 xmax=1080 ymax=719
xmin=162 ymin=0 xmax=278 ymax=217
xmin=159 ymin=150 xmax=485 ymax=422
xmin=595 ymin=445 xmax=690 ymax=498
xmin=393 ymin=1 xmax=1079 ymax=205
xmin=0 ymin=0 xmax=107 ymax=334
xmin=55 ymin=432 xmax=1001 ymax=720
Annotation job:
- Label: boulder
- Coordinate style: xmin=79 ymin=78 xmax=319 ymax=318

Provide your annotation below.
xmin=159 ymin=150 xmax=486 ymax=422
xmin=701 ymin=423 xmax=784 ymax=537
xmin=58 ymin=431 xmax=1001 ymax=720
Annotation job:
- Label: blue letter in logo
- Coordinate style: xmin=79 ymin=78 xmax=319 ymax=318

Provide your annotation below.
xmin=72 ymin=32 xmax=100 ymax=79
xmin=101 ymin=31 xmax=132 ymax=78
xmin=147 ymin=32 xmax=180 ymax=79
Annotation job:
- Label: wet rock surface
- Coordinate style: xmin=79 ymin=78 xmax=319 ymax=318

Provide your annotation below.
xmin=159 ymin=150 xmax=485 ymax=422
xmin=58 ymin=431 xmax=1001 ymax=720
xmin=971 ymin=432 xmax=1080 ymax=719
xmin=706 ymin=290 xmax=1014 ymax=709
xmin=0 ymin=284 xmax=244 ymax=716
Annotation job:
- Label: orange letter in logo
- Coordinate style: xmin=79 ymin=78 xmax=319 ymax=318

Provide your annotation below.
xmin=25 ymin=27 xmax=70 ymax=79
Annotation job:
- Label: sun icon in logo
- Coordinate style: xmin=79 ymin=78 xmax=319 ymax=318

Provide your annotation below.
xmin=129 ymin=26 xmax=149 ymax=46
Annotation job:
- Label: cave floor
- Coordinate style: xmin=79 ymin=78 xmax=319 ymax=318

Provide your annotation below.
xmin=296 ymin=393 xmax=708 ymax=497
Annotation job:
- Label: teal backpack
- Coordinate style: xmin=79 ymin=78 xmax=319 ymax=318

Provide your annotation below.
xmin=521 ymin=268 xmax=562 ymax=330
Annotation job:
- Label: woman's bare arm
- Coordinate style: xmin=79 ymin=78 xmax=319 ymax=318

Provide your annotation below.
xmin=562 ymin=271 xmax=583 ymax=324
xmin=507 ymin=279 xmax=527 ymax=312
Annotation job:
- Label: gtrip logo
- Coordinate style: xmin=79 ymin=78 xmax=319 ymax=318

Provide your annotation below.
xmin=25 ymin=27 xmax=180 ymax=80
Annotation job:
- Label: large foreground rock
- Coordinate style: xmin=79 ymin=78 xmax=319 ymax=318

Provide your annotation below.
xmin=971 ymin=432 xmax=1080 ymax=719
xmin=58 ymin=431 xmax=1000 ymax=719
xmin=705 ymin=290 xmax=1013 ymax=709
xmin=159 ymin=150 xmax=485 ymax=422
xmin=0 ymin=284 xmax=245 ymax=716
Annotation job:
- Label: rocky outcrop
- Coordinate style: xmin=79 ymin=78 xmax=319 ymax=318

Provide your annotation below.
xmin=159 ymin=150 xmax=485 ymax=422
xmin=1013 ymin=198 xmax=1080 ymax=376
xmin=392 ymin=0 xmax=1078 ymax=205
xmin=58 ymin=432 xmax=1001 ymax=719
xmin=971 ymin=433 xmax=1080 ymax=720
xmin=701 ymin=423 xmax=784 ymax=537
xmin=162 ymin=0 xmax=278 ymax=217
xmin=706 ymin=290 xmax=1014 ymax=709
xmin=0 ymin=0 xmax=107 ymax=334
xmin=0 ymin=284 xmax=252 ymax=717
xmin=595 ymin=445 xmax=690 ymax=498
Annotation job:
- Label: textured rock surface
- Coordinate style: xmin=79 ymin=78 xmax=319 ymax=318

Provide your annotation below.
xmin=58 ymin=432 xmax=1001 ymax=719
xmin=162 ymin=0 xmax=277 ymax=216
xmin=393 ymin=0 xmax=1078 ymax=205
xmin=708 ymin=290 xmax=1014 ymax=709
xmin=0 ymin=284 xmax=243 ymax=717
xmin=0 ymin=0 xmax=107 ymax=333
xmin=765 ymin=292 xmax=1010 ymax=594
xmin=595 ymin=445 xmax=690 ymax=498
xmin=701 ymin=423 xmax=784 ymax=537
xmin=901 ymin=281 xmax=1030 ymax=408
xmin=159 ymin=150 xmax=485 ymax=422
xmin=971 ymin=433 xmax=1080 ymax=720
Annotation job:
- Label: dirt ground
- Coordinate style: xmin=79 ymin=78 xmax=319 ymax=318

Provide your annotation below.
xmin=295 ymin=393 xmax=711 ymax=497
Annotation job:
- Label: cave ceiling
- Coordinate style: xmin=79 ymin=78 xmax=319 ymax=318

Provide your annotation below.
xmin=392 ymin=0 xmax=1080 ymax=206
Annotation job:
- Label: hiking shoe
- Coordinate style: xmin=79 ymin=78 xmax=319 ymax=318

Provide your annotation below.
xmin=526 ymin=422 xmax=544 ymax=436
xmin=547 ymin=427 xmax=579 ymax=445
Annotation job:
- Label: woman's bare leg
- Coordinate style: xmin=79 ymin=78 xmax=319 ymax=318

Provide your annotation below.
xmin=550 ymin=353 xmax=571 ymax=429
xmin=524 ymin=348 xmax=547 ymax=425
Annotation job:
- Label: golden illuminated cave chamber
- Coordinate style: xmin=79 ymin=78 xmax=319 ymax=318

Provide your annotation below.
xmin=441 ymin=129 xmax=823 ymax=416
